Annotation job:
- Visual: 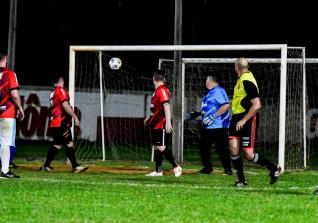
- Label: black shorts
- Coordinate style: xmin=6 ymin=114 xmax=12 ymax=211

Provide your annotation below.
xmin=151 ymin=129 xmax=170 ymax=146
xmin=228 ymin=114 xmax=257 ymax=151
xmin=51 ymin=127 xmax=73 ymax=145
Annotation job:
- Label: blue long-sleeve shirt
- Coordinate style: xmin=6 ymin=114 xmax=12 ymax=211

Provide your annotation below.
xmin=201 ymin=85 xmax=230 ymax=129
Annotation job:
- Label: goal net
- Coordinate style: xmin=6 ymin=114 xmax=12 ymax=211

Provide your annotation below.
xmin=159 ymin=48 xmax=306 ymax=170
xmin=69 ymin=45 xmax=307 ymax=171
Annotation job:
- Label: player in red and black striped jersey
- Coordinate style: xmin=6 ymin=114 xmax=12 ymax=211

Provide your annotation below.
xmin=40 ymin=76 xmax=87 ymax=173
xmin=144 ymin=70 xmax=182 ymax=177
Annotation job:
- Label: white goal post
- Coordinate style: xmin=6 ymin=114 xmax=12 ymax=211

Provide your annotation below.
xmin=69 ymin=44 xmax=288 ymax=171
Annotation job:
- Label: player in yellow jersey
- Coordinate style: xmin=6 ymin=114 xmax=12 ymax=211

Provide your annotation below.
xmin=229 ymin=58 xmax=281 ymax=187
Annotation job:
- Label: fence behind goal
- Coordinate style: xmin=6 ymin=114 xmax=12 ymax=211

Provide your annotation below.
xmin=69 ymin=45 xmax=315 ymax=171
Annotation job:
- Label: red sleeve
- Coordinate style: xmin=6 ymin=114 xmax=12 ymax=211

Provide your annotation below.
xmin=9 ymin=72 xmax=19 ymax=90
xmin=56 ymin=88 xmax=68 ymax=103
xmin=157 ymin=87 xmax=170 ymax=104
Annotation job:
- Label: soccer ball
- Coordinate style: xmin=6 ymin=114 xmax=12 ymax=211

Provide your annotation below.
xmin=109 ymin=57 xmax=122 ymax=70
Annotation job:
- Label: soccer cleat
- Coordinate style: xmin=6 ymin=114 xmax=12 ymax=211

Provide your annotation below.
xmin=234 ymin=180 xmax=247 ymax=187
xmin=40 ymin=166 xmax=54 ymax=172
xmin=313 ymin=190 xmax=318 ymax=196
xmin=0 ymin=171 xmax=20 ymax=179
xmin=270 ymin=166 xmax=281 ymax=185
xmin=224 ymin=169 xmax=233 ymax=176
xmin=173 ymin=166 xmax=182 ymax=177
xmin=73 ymin=166 xmax=88 ymax=173
xmin=145 ymin=171 xmax=163 ymax=177
xmin=198 ymin=168 xmax=213 ymax=174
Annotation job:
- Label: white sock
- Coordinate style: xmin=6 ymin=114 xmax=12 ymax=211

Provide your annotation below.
xmin=0 ymin=145 xmax=10 ymax=173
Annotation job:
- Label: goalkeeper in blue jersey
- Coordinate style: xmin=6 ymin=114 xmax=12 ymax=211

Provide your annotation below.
xmin=188 ymin=75 xmax=232 ymax=175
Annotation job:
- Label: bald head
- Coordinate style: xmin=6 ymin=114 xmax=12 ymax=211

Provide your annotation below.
xmin=235 ymin=57 xmax=249 ymax=76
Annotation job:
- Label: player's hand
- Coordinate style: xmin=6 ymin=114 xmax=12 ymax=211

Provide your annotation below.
xmin=236 ymin=119 xmax=246 ymax=131
xmin=203 ymin=114 xmax=216 ymax=126
xmin=165 ymin=120 xmax=173 ymax=134
xmin=17 ymin=107 xmax=25 ymax=121
xmin=144 ymin=117 xmax=149 ymax=126
xmin=74 ymin=117 xmax=80 ymax=126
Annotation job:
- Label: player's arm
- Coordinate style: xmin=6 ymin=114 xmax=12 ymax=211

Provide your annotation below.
xmin=203 ymin=88 xmax=230 ymax=125
xmin=236 ymin=81 xmax=261 ymax=131
xmin=11 ymin=89 xmax=24 ymax=121
xmin=163 ymin=102 xmax=173 ymax=133
xmin=62 ymin=101 xmax=80 ymax=126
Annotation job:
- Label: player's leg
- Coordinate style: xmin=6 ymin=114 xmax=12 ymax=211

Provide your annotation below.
xmin=161 ymin=129 xmax=182 ymax=177
xmin=0 ymin=118 xmax=20 ymax=178
xmin=146 ymin=129 xmax=164 ymax=176
xmin=241 ymin=115 xmax=281 ymax=184
xmin=63 ymin=128 xmax=88 ymax=173
xmin=41 ymin=127 xmax=62 ymax=172
xmin=229 ymin=116 xmax=246 ymax=186
xmin=214 ymin=128 xmax=232 ymax=175
xmin=199 ymin=128 xmax=213 ymax=174
xmin=9 ymin=146 xmax=17 ymax=168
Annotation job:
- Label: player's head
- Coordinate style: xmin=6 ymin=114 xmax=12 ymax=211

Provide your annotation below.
xmin=52 ymin=75 xmax=65 ymax=87
xmin=0 ymin=52 xmax=8 ymax=67
xmin=235 ymin=57 xmax=249 ymax=75
xmin=153 ymin=69 xmax=165 ymax=87
xmin=206 ymin=75 xmax=218 ymax=90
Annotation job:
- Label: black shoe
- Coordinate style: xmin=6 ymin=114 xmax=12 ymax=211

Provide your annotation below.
xmin=313 ymin=190 xmax=318 ymax=196
xmin=234 ymin=180 xmax=247 ymax=187
xmin=0 ymin=171 xmax=20 ymax=179
xmin=224 ymin=169 xmax=233 ymax=176
xmin=198 ymin=168 xmax=213 ymax=174
xmin=270 ymin=166 xmax=281 ymax=185
xmin=39 ymin=166 xmax=54 ymax=172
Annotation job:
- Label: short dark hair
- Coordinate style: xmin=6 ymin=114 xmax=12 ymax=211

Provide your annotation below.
xmin=153 ymin=69 xmax=165 ymax=82
xmin=51 ymin=75 xmax=64 ymax=85
xmin=207 ymin=75 xmax=218 ymax=83
xmin=0 ymin=52 xmax=7 ymax=61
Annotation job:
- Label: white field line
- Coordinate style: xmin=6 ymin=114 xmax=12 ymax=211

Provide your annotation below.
xmin=23 ymin=177 xmax=317 ymax=191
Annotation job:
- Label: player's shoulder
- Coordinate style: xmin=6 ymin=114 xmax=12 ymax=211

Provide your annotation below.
xmin=1 ymin=68 xmax=15 ymax=76
xmin=54 ymin=86 xmax=67 ymax=95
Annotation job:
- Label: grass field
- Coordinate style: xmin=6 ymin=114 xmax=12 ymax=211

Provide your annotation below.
xmin=1 ymin=159 xmax=318 ymax=223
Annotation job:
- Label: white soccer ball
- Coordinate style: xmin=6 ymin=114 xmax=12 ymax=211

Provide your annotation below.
xmin=109 ymin=57 xmax=122 ymax=70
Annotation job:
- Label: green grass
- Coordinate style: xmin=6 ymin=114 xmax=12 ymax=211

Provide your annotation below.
xmin=0 ymin=161 xmax=317 ymax=223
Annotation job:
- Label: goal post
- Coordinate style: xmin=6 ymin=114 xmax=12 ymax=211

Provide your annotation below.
xmin=69 ymin=44 xmax=288 ymax=170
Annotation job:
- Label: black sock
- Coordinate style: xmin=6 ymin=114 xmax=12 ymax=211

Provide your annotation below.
xmin=163 ymin=148 xmax=178 ymax=168
xmin=231 ymin=155 xmax=245 ymax=182
xmin=44 ymin=146 xmax=59 ymax=167
xmin=253 ymin=153 xmax=276 ymax=171
xmin=65 ymin=147 xmax=79 ymax=169
xmin=154 ymin=150 xmax=163 ymax=172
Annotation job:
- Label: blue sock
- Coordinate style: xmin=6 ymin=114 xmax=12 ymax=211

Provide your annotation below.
xmin=10 ymin=146 xmax=16 ymax=163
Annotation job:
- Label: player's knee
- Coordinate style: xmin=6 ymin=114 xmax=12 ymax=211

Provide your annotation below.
xmin=243 ymin=152 xmax=254 ymax=161
xmin=156 ymin=146 xmax=166 ymax=152
xmin=53 ymin=145 xmax=63 ymax=150
xmin=67 ymin=141 xmax=74 ymax=148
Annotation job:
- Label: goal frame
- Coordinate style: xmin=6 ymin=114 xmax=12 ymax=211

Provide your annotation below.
xmin=69 ymin=44 xmax=288 ymax=171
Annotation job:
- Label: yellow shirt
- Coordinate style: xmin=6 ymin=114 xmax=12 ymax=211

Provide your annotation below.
xmin=232 ymin=72 xmax=259 ymax=115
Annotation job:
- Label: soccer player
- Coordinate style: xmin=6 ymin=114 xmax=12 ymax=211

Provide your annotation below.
xmin=0 ymin=52 xmax=24 ymax=179
xmin=188 ymin=75 xmax=232 ymax=175
xmin=40 ymin=76 xmax=87 ymax=173
xmin=229 ymin=58 xmax=281 ymax=187
xmin=144 ymin=70 xmax=182 ymax=177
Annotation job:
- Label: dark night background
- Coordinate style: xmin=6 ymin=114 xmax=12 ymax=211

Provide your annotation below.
xmin=0 ymin=0 xmax=317 ymax=86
